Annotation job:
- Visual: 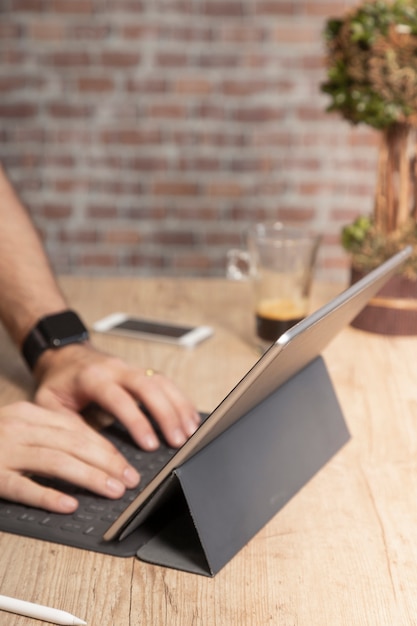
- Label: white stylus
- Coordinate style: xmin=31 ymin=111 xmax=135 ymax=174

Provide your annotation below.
xmin=0 ymin=594 xmax=86 ymax=625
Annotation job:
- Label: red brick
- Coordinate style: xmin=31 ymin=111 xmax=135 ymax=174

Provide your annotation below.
xmin=47 ymin=0 xmax=94 ymax=15
xmin=176 ymin=207 xmax=223 ymax=220
xmin=295 ymin=106 xmax=331 ymax=122
xmin=155 ymin=53 xmax=188 ymax=68
xmin=47 ymin=51 xmax=91 ymax=67
xmin=194 ymin=103 xmax=226 ymax=120
xmin=230 ymin=156 xmax=275 ymax=173
xmin=0 ymin=22 xmax=23 ymax=38
xmin=203 ymin=2 xmax=245 ymax=16
xmin=58 ymin=229 xmax=98 ymax=243
xmin=203 ymin=232 xmax=242 ymax=246
xmin=7 ymin=53 xmax=30 ymax=68
xmin=37 ymin=204 xmax=72 ymax=218
xmin=53 ymin=178 xmax=90 ymax=192
xmin=171 ymin=254 xmax=213 ymax=271
xmin=233 ymin=107 xmax=285 ymax=123
xmin=321 ymin=256 xmax=351 ymax=270
xmin=229 ymin=206 xmax=275 ymax=221
xmin=301 ymin=1 xmax=351 ymax=17
xmin=220 ymin=79 xmax=271 ymax=96
xmin=125 ymin=253 xmax=166 ymax=270
xmin=43 ymin=155 xmax=75 ymax=167
xmin=77 ymin=254 xmax=119 ymax=267
xmin=219 ymin=25 xmax=265 ymax=43
xmin=153 ymin=181 xmax=200 ymax=196
xmin=87 ymin=206 xmax=119 ymax=219
xmin=100 ymin=129 xmax=162 ymax=145
xmin=198 ymin=53 xmax=240 ymax=69
xmin=275 ymin=208 xmax=316 ymax=222
xmin=13 ymin=177 xmax=42 ymax=192
xmin=102 ymin=231 xmax=142 ymax=244
xmin=77 ymin=77 xmax=114 ymax=92
xmin=4 ymin=127 xmax=45 ymax=142
xmin=29 ymin=21 xmax=66 ymax=40
xmin=126 ymin=207 xmax=167 ymax=219
xmin=255 ymin=2 xmax=298 ymax=16
xmin=91 ymin=181 xmax=143 ymax=195
xmin=127 ymin=78 xmax=168 ymax=94
xmin=256 ymin=180 xmax=287 ymax=195
xmin=178 ymin=157 xmax=220 ymax=172
xmin=147 ymin=103 xmax=187 ymax=118
xmin=348 ymin=131 xmax=379 ymax=148
xmin=175 ymin=78 xmax=212 ymax=95
xmin=47 ymin=102 xmax=93 ymax=118
xmin=104 ymin=1 xmax=145 ymax=12
xmin=322 ymin=233 xmax=345 ymax=246
xmin=128 ymin=157 xmax=168 ymax=171
xmin=152 ymin=231 xmax=196 ymax=246
xmin=272 ymin=26 xmax=318 ymax=44
xmin=121 ymin=24 xmax=159 ymax=39
xmin=157 ymin=25 xmax=213 ymax=42
xmin=284 ymin=157 xmax=321 ymax=170
xmin=67 ymin=24 xmax=110 ymax=39
xmin=11 ymin=0 xmax=44 ymax=11
xmin=330 ymin=208 xmax=359 ymax=221
xmin=100 ymin=51 xmax=140 ymax=67
xmin=207 ymin=181 xmax=243 ymax=197
xmin=0 ymin=76 xmax=38 ymax=92
xmin=0 ymin=102 xmax=37 ymax=117
xmin=87 ymin=156 xmax=123 ymax=169
xmin=252 ymin=131 xmax=293 ymax=147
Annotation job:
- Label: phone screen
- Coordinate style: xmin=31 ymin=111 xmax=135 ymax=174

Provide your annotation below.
xmin=113 ymin=319 xmax=194 ymax=338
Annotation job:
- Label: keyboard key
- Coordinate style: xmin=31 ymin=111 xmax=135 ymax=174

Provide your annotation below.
xmin=18 ymin=512 xmax=43 ymax=523
xmin=0 ymin=420 xmax=179 ymax=554
xmin=83 ymin=526 xmax=102 ymax=536
xmin=61 ymin=522 xmax=85 ymax=533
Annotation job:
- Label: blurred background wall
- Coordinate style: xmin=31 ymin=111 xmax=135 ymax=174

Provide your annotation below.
xmin=0 ymin=0 xmax=379 ymax=282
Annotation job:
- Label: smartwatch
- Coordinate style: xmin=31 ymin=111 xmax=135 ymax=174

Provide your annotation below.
xmin=22 ymin=310 xmax=89 ymax=370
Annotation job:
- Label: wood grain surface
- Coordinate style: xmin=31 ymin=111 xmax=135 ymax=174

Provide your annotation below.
xmin=0 ymin=277 xmax=416 ymax=625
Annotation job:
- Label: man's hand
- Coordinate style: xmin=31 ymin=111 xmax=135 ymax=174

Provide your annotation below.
xmin=33 ymin=342 xmax=201 ymax=450
xmin=0 ymin=401 xmax=141 ymax=513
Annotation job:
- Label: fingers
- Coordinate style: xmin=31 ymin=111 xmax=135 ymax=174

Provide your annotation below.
xmin=18 ymin=419 xmax=141 ymax=492
xmin=0 ymin=472 xmax=80 ymax=513
xmin=0 ymin=467 xmax=126 ymax=514
xmin=81 ymin=366 xmax=201 ymax=449
xmin=67 ymin=353 xmax=200 ymax=448
xmin=129 ymin=372 xmax=201 ymax=446
xmin=13 ymin=446 xmax=131 ymax=499
xmin=0 ymin=402 xmax=141 ymax=512
xmin=34 ymin=344 xmax=201 ymax=451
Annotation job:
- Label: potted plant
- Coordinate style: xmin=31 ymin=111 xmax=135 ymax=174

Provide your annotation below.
xmin=321 ymin=0 xmax=417 ymax=334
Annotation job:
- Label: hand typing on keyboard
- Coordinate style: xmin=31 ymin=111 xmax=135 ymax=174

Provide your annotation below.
xmin=33 ymin=343 xmax=201 ymax=450
xmin=0 ymin=350 xmax=200 ymax=515
xmin=0 ymin=401 xmax=142 ymax=513
xmin=0 ymin=165 xmax=201 ymax=514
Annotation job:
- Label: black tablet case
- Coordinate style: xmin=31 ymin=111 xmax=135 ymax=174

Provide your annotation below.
xmin=120 ymin=355 xmax=350 ymax=576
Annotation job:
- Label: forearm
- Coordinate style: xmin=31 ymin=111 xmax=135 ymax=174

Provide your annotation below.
xmin=0 ymin=168 xmax=199 ymax=453
xmin=0 ymin=164 xmax=67 ymax=346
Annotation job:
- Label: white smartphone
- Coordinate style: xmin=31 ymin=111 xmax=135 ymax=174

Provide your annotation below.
xmin=92 ymin=313 xmax=213 ymax=347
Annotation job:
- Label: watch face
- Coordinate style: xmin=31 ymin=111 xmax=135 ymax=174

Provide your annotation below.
xmin=39 ymin=310 xmax=89 ymax=347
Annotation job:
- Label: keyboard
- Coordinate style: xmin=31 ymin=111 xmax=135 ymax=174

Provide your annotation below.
xmin=0 ymin=422 xmax=177 ymax=556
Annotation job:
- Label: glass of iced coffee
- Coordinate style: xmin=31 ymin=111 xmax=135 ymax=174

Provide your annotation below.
xmin=227 ymin=222 xmax=321 ymax=348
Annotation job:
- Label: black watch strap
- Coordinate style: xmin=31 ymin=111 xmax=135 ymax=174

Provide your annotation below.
xmin=22 ymin=310 xmax=89 ymax=370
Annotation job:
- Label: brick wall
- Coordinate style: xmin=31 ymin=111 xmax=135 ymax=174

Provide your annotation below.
xmin=0 ymin=0 xmax=380 ymax=283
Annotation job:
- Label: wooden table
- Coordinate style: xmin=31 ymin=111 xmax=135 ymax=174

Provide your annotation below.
xmin=0 ymin=277 xmax=417 ymax=625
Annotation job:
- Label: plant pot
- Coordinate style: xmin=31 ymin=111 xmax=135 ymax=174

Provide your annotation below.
xmin=350 ymin=268 xmax=417 ymax=336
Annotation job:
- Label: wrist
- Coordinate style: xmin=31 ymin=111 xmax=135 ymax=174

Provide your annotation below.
xmin=33 ymin=340 xmax=92 ymax=380
xmin=21 ymin=310 xmax=90 ymax=371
